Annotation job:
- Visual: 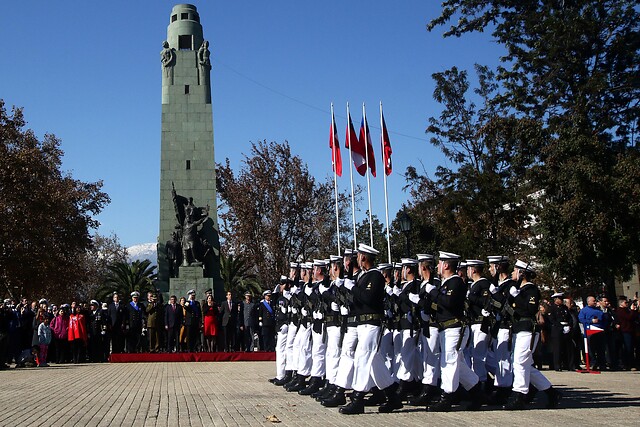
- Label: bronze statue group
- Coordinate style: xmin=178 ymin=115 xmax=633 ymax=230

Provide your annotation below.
xmin=266 ymin=245 xmax=561 ymax=413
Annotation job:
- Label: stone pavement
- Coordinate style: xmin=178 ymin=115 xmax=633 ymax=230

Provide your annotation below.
xmin=0 ymin=362 xmax=638 ymax=427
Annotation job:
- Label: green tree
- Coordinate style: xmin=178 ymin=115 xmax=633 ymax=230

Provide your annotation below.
xmin=0 ymin=101 xmax=109 ymax=301
xmin=95 ymin=260 xmax=157 ymax=302
xmin=429 ymin=1 xmax=640 ymax=292
xmin=219 ymin=252 xmax=262 ymax=297
xmin=355 ymin=213 xmax=389 ymax=260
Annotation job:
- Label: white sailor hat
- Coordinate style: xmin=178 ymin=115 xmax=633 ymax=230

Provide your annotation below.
xmin=302 ymin=262 xmax=313 ymax=269
xmin=4 ymin=299 xmax=11 ymax=304
xmin=393 ymin=262 xmax=403 ymax=269
xmin=244 ymin=291 xmax=252 ymax=296
xmin=262 ymin=290 xmax=272 ymax=296
xmin=280 ymin=275 xmax=289 ymax=282
xmin=401 ymin=258 xmax=418 ymax=266
xmin=357 ymin=243 xmax=379 ymax=256
xmin=343 ymin=249 xmax=355 ymax=256
xmin=377 ymin=263 xmax=393 ymax=270
xmin=551 ymin=292 xmax=564 ymax=299
xmin=487 ymin=255 xmax=509 ymax=264
xmin=313 ymin=259 xmax=328 ymax=267
xmin=458 ymin=261 xmax=467 ymax=269
xmin=38 ymin=298 xmax=48 ymax=305
xmin=131 ymin=291 xmax=140 ymax=297
xmin=329 ymin=255 xmax=342 ymax=263
xmin=465 ymin=259 xmax=485 ymax=267
xmin=514 ymin=259 xmax=536 ymax=273
xmin=289 ymin=262 xmax=300 ymax=269
xmin=61 ymin=303 xmax=70 ymax=309
xmin=439 ymin=251 xmax=461 ymax=260
xmin=187 ymin=289 xmax=196 ymax=295
xmin=90 ymin=300 xmax=99 ymax=306
xmin=417 ymin=254 xmax=435 ymax=262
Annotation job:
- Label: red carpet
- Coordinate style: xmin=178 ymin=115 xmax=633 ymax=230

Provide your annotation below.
xmin=110 ymin=351 xmax=276 ymax=363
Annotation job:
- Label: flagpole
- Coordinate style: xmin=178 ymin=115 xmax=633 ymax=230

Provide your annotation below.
xmin=380 ymin=102 xmax=391 ymax=263
xmin=347 ymin=102 xmax=357 ymax=249
xmin=331 ymin=103 xmax=341 ymax=256
xmin=363 ymin=102 xmax=374 ymax=247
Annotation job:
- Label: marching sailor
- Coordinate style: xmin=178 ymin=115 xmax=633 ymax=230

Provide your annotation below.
xmin=464 ymin=259 xmax=492 ymax=390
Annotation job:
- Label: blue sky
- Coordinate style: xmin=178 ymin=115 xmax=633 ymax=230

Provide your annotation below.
xmin=1 ymin=1 xmax=501 ymax=247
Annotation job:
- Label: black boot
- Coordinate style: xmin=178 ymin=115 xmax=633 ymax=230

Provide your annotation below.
xmin=395 ymin=380 xmax=410 ymax=401
xmin=408 ymin=384 xmax=439 ymax=406
xmin=487 ymin=387 xmax=511 ymax=406
xmin=363 ymin=387 xmax=386 ymax=406
xmin=339 ymin=391 xmax=366 ymax=414
xmin=523 ymin=385 xmax=538 ymax=403
xmin=503 ymin=391 xmax=526 ymax=410
xmin=273 ymin=371 xmax=292 ymax=386
xmin=544 ymin=387 xmax=561 ymax=409
xmin=285 ymin=374 xmax=307 ymax=392
xmin=311 ymin=380 xmax=329 ymax=399
xmin=378 ymin=384 xmax=404 ymax=413
xmin=466 ymin=382 xmax=484 ymax=411
xmin=427 ymin=391 xmax=453 ymax=412
xmin=321 ymin=387 xmax=346 ymax=407
xmin=282 ymin=371 xmax=297 ymax=389
xmin=314 ymin=383 xmax=334 ymax=401
xmin=299 ymin=376 xmax=322 ymax=396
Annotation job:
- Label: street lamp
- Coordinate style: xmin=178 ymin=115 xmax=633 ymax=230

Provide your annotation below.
xmin=398 ymin=209 xmax=412 ymax=257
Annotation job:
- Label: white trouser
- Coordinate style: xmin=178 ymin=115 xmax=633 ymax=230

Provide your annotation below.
xmin=325 ymin=325 xmax=342 ymax=384
xmin=492 ymin=328 xmax=512 ymax=387
xmin=418 ymin=326 xmax=440 ymax=386
xmin=379 ymin=328 xmax=395 ymax=378
xmin=294 ymin=323 xmax=313 ymax=376
xmin=393 ymin=329 xmax=420 ymax=381
xmin=440 ymin=326 xmax=479 ymax=394
xmin=310 ymin=325 xmax=326 ymax=378
xmin=352 ymin=324 xmax=395 ymax=392
xmin=334 ymin=326 xmax=357 ymax=389
xmin=285 ymin=322 xmax=298 ymax=371
xmin=464 ymin=323 xmax=491 ymax=382
xmin=275 ymin=323 xmax=288 ymax=379
xmin=512 ymin=331 xmax=551 ymax=394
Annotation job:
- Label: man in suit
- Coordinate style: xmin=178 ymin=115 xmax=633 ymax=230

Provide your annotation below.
xmin=164 ymin=295 xmax=182 ymax=353
xmin=107 ymin=293 xmax=127 ymax=354
xmin=220 ymin=291 xmax=238 ymax=352
xmin=184 ymin=289 xmax=202 ymax=352
xmin=126 ymin=292 xmax=145 ymax=353
xmin=257 ymin=290 xmax=276 ymax=352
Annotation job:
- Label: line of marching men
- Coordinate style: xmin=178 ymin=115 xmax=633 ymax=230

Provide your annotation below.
xmin=266 ymin=244 xmax=561 ymax=414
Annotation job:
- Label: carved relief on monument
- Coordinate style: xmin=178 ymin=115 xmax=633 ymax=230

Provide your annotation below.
xmin=161 ymin=40 xmax=176 ymax=84
xmin=197 ymin=40 xmax=211 ymax=86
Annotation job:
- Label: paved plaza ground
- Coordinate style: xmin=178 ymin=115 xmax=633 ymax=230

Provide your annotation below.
xmin=0 ymin=362 xmax=638 ymax=426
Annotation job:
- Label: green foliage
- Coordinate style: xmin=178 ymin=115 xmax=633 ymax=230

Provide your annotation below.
xmin=219 ymin=252 xmax=262 ymax=297
xmin=0 ymin=100 xmax=110 ymax=301
xmin=95 ymin=259 xmax=157 ymax=302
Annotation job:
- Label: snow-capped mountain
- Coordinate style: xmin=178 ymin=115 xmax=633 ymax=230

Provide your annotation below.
xmin=127 ymin=242 xmax=158 ymax=265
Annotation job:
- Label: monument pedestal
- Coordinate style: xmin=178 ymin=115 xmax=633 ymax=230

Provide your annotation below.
xmin=170 ymin=265 xmax=215 ymax=299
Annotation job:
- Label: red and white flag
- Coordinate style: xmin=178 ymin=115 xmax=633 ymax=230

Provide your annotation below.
xmin=329 ymin=112 xmax=342 ymax=177
xmin=381 ymin=111 xmax=392 ymax=176
xmin=345 ymin=112 xmax=367 ymax=176
xmin=359 ymin=117 xmax=376 ymax=177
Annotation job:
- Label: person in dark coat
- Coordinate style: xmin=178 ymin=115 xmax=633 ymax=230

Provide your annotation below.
xmin=548 ymin=292 xmax=574 ymax=371
xmin=164 ymin=295 xmax=183 ymax=353
xmin=219 ymin=291 xmax=238 ymax=352
xmin=183 ymin=290 xmax=202 ymax=352
xmin=87 ymin=300 xmax=107 ymax=362
xmin=107 ymin=293 xmax=127 ymax=354
xmin=126 ymin=292 xmax=145 ymax=353
xmin=257 ymin=291 xmax=276 ymax=351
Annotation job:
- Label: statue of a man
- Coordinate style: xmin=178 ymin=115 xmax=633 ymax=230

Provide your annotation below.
xmin=161 ymin=40 xmax=176 ymax=82
xmin=181 ymin=206 xmax=209 ymax=266
xmin=198 ymin=40 xmax=211 ymax=69
xmin=166 ymin=231 xmax=181 ymax=277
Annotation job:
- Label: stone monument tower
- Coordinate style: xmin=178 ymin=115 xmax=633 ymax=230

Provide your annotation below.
xmin=157 ymin=4 xmax=223 ymax=300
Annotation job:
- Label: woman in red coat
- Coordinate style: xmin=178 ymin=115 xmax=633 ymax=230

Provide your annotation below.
xmin=68 ymin=306 xmax=88 ymax=363
xmin=203 ymin=295 xmax=219 ymax=352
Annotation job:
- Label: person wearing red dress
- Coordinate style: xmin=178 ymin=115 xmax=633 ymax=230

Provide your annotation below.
xmin=68 ymin=307 xmax=87 ymax=363
xmin=203 ymin=295 xmax=219 ymax=352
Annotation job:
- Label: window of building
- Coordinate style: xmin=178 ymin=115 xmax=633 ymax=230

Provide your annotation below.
xmin=181 ymin=13 xmax=188 ymax=20
xmin=186 ymin=160 xmax=191 ymax=170
xmin=178 ymin=35 xmax=192 ymax=50
xmin=171 ymin=14 xmax=177 ymax=22
xmin=184 ymin=85 xmax=190 ymax=94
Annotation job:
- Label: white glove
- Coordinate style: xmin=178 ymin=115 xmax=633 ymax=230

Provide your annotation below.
xmin=319 ymin=284 xmax=328 ymax=294
xmin=563 ymin=326 xmax=570 ymax=334
xmin=317 ymin=312 xmax=324 ymax=320
xmin=312 ymin=311 xmax=318 ymax=319
xmin=283 ymin=290 xmax=292 ymax=300
xmin=393 ymin=286 xmax=402 ymax=296
xmin=291 ymin=307 xmax=298 ymax=314
xmin=335 ymin=279 xmax=344 ymax=288
xmin=280 ymin=306 xmax=287 ymax=314
xmin=425 ymin=283 xmax=436 ymax=294
xmin=420 ymin=311 xmax=429 ymax=321
xmin=301 ymin=308 xmax=309 ymax=317
xmin=466 ymin=289 xmax=471 ymax=297
xmin=509 ymin=286 xmax=520 ymax=297
xmin=304 ymin=286 xmax=313 ymax=296
xmin=331 ymin=302 xmax=339 ymax=312
xmin=273 ymin=284 xmax=279 ymax=293
xmin=489 ymin=284 xmax=498 ymax=294
xmin=385 ymin=285 xmax=393 ymax=296
xmin=291 ymin=285 xmax=299 ymax=294
xmin=408 ymin=293 xmax=420 ymax=305
xmin=344 ymin=279 xmax=355 ymax=290
xmin=407 ymin=311 xmax=413 ymax=323
xmin=259 ymin=322 xmax=263 ymax=327
xmin=481 ymin=309 xmax=490 ymax=317
xmin=340 ymin=306 xmax=349 ymax=316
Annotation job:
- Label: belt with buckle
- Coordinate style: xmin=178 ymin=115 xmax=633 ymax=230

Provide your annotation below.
xmin=438 ymin=318 xmax=462 ymax=330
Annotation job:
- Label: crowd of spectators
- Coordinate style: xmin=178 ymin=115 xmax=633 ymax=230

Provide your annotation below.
xmin=0 ymin=288 xmax=275 ymax=369
xmin=535 ymin=294 xmax=640 ymax=371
